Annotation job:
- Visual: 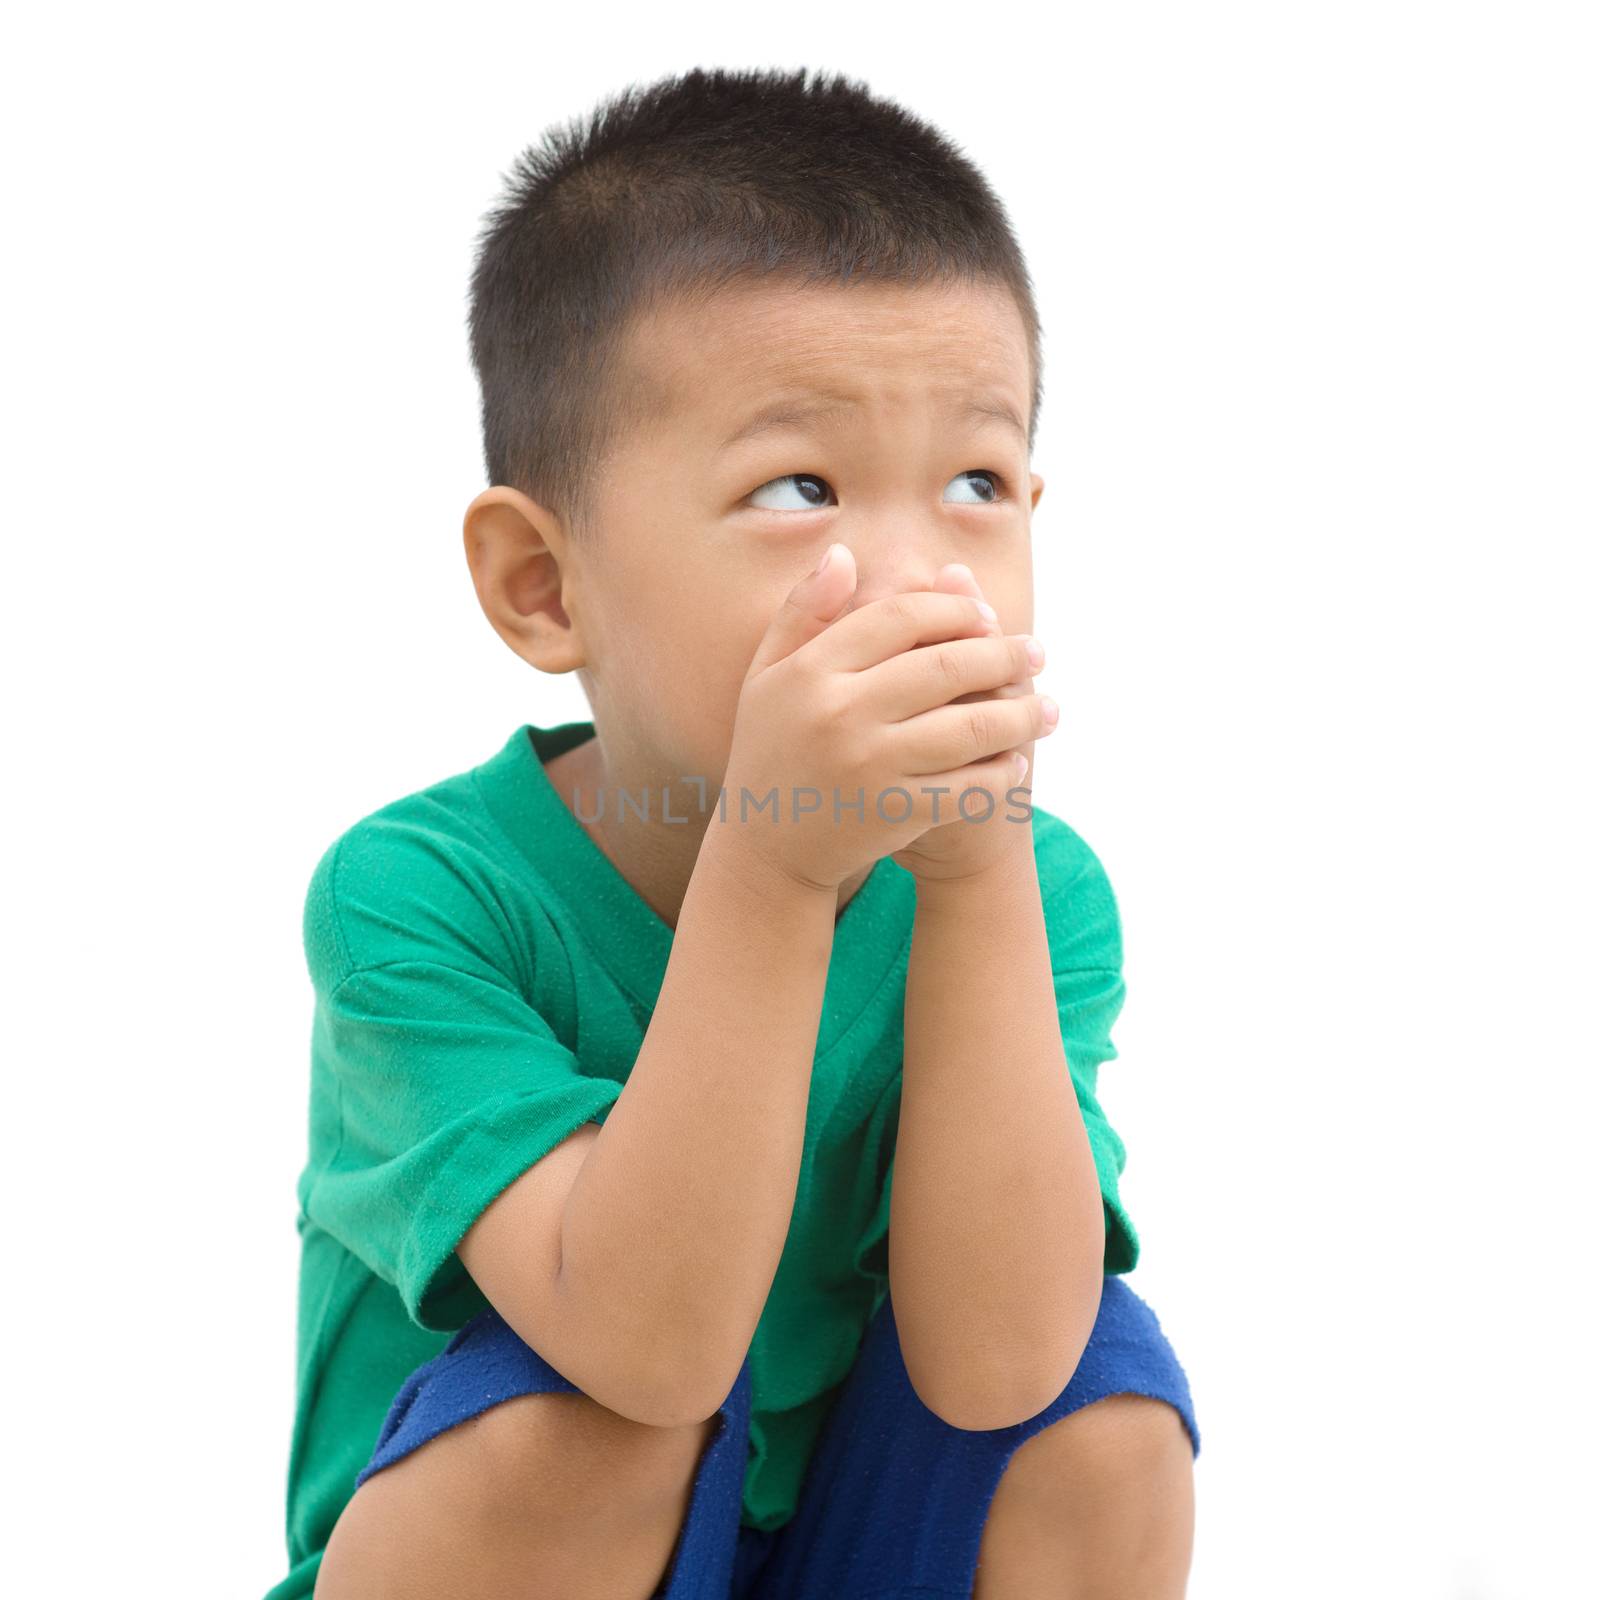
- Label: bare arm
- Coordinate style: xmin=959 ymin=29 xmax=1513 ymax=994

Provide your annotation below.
xmin=461 ymin=825 xmax=838 ymax=1429
xmin=890 ymin=829 xmax=1106 ymax=1431
xmin=459 ymin=569 xmax=1014 ymax=1430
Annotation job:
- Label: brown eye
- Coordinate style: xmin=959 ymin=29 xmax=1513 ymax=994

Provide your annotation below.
xmin=748 ymin=473 xmax=835 ymax=510
xmin=945 ymin=470 xmax=1004 ymax=504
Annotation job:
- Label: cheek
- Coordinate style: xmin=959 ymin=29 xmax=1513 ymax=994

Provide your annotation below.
xmin=648 ymin=563 xmax=767 ymax=675
xmin=672 ymin=606 xmax=775 ymax=757
xmin=988 ymin=570 xmax=1034 ymax=638
xmin=619 ymin=595 xmax=755 ymax=718
xmin=606 ymin=537 xmax=791 ymax=731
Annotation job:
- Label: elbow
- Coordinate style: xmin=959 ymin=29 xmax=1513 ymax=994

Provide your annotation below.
xmin=531 ymin=1315 xmax=738 ymax=1431
xmin=587 ymin=1368 xmax=725 ymax=1431
xmin=913 ymin=1376 xmax=1061 ymax=1434
xmin=544 ymin=1258 xmax=744 ymax=1431
xmin=915 ymin=1394 xmax=1019 ymax=1433
xmin=904 ymin=1344 xmax=1063 ymax=1433
xmin=614 ymin=1341 xmax=747 ymax=1432
xmin=907 ymin=1288 xmax=1104 ymax=1433
xmin=613 ymin=1390 xmax=721 ymax=1431
xmin=597 ymin=1354 xmax=736 ymax=1430
xmin=645 ymin=1360 xmax=744 ymax=1429
xmin=672 ymin=1357 xmax=749 ymax=1430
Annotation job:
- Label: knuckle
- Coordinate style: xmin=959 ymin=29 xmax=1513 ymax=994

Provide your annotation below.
xmin=932 ymin=642 xmax=968 ymax=692
xmin=878 ymin=593 xmax=916 ymax=629
xmin=806 ymin=671 xmax=846 ymax=727
xmin=835 ymin=721 xmax=873 ymax=785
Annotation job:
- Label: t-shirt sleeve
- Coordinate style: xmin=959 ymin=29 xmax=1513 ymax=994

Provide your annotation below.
xmin=300 ymin=826 xmax=623 ymax=1333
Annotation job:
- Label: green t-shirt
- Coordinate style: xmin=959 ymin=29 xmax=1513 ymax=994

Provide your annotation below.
xmin=264 ymin=719 xmax=1138 ymax=1599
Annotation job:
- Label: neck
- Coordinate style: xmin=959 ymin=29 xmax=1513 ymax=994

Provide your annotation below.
xmin=542 ymin=732 xmax=872 ymax=932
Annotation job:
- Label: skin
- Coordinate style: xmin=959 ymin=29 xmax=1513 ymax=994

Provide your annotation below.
xmin=446 ymin=274 xmax=1194 ymax=1594
xmin=973 ymin=1392 xmax=1196 ymax=1599
xmin=462 ymin=273 xmax=1044 ymax=928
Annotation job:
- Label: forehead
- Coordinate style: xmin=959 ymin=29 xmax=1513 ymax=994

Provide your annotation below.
xmin=619 ymin=276 xmax=1030 ymax=443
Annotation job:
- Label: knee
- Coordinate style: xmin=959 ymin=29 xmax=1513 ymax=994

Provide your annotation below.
xmin=465 ymin=1388 xmax=722 ymax=1522
xmin=977 ymin=1395 xmax=1194 ymax=1600
xmin=317 ymin=1391 xmax=722 ymax=1597
xmin=1018 ymin=1391 xmax=1191 ymax=1493
xmin=998 ymin=1391 xmax=1195 ymax=1534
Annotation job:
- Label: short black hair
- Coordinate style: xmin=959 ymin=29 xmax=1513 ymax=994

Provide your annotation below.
xmin=467 ymin=64 xmax=1043 ymax=544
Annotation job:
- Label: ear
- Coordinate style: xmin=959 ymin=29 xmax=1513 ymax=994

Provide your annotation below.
xmin=462 ymin=486 xmax=586 ymax=673
xmin=1029 ymin=472 xmax=1045 ymax=512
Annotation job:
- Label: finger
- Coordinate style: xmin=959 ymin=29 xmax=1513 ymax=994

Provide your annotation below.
xmin=745 ymin=542 xmax=859 ymax=680
xmin=927 ymin=569 xmax=1035 ymax=729
xmin=799 ymin=589 xmax=997 ymax=675
xmin=889 ymin=691 xmax=1056 ymax=778
xmin=931 ymin=562 xmax=1002 ymax=635
xmin=863 ymin=632 xmax=1041 ymax=722
xmin=905 ymin=747 xmax=1029 ymax=826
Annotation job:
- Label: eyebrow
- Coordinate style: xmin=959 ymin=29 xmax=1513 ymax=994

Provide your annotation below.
xmin=715 ymin=393 xmax=1027 ymax=454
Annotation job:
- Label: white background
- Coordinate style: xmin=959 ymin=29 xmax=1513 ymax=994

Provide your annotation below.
xmin=5 ymin=4 xmax=1595 ymax=1595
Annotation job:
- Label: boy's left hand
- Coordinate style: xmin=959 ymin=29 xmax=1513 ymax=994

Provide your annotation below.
xmin=889 ymin=563 xmax=1049 ymax=888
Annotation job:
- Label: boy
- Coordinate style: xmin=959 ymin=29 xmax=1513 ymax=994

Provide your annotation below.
xmin=267 ymin=64 xmax=1198 ymax=1600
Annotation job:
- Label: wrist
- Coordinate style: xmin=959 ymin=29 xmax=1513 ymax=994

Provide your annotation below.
xmin=910 ymin=827 xmax=1039 ymax=911
xmin=698 ymin=817 xmax=842 ymax=913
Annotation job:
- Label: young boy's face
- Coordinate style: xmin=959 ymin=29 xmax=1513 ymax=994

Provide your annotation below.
xmin=481 ymin=275 xmax=1042 ymax=791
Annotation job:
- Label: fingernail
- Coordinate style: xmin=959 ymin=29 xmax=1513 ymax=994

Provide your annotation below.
xmin=1041 ymin=696 xmax=1059 ymax=727
xmin=1023 ymin=635 xmax=1045 ymax=670
xmin=976 ymin=600 xmax=998 ymax=622
xmin=813 ymin=543 xmax=836 ymax=575
xmin=1012 ymin=751 xmax=1030 ymax=779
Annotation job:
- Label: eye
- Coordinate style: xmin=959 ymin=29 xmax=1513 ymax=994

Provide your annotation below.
xmin=944 ymin=469 xmax=1006 ymax=505
xmin=748 ymin=473 xmax=835 ymax=511
xmin=744 ymin=469 xmax=1009 ymax=512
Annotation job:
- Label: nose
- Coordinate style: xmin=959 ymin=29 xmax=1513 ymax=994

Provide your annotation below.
xmin=846 ymin=556 xmax=957 ymax=613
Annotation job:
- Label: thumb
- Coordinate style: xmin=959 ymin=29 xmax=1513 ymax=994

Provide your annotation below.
xmin=745 ymin=542 xmax=856 ymax=677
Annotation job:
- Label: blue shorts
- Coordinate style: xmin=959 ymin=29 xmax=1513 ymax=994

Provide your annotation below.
xmin=355 ymin=1274 xmax=1199 ymax=1599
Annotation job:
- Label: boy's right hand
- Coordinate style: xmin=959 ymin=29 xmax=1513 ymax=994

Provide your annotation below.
xmin=718 ymin=542 xmax=1046 ymax=895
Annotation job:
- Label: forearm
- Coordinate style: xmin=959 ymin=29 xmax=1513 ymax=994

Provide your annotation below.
xmin=893 ymin=839 xmax=1106 ymax=1430
xmin=555 ymin=822 xmax=837 ymax=1423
